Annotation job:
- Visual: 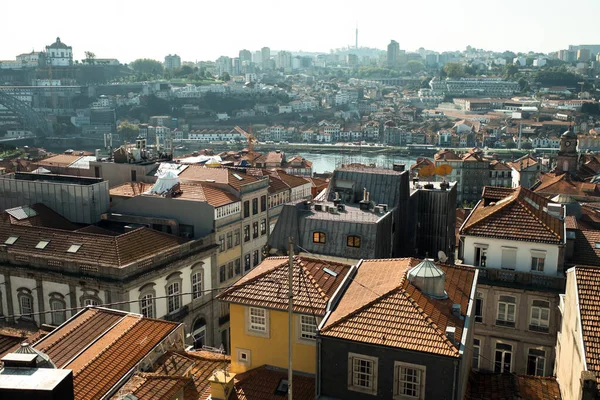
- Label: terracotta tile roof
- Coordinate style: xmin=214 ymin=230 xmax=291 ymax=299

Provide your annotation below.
xmin=232 ymin=366 xmax=315 ymax=400
xmin=570 ymin=230 xmax=600 ymax=267
xmin=109 ymin=182 xmax=153 ymax=197
xmin=266 ymin=169 xmax=310 ymax=189
xmin=37 ymin=154 xmax=84 ymax=167
xmin=461 ymin=186 xmax=564 ymax=244
xmin=535 ymin=173 xmax=600 ymax=199
xmin=268 ymin=175 xmax=290 ymax=194
xmin=33 ymin=307 xmax=180 ymax=400
xmin=490 ymin=160 xmax=512 ymax=171
xmin=508 ymin=154 xmax=539 ymax=171
xmin=0 ymin=211 xmax=187 ymax=267
xmin=574 ymin=266 xmax=600 ymax=390
xmin=410 ymin=157 xmax=434 ymax=170
xmin=320 ymin=258 xmax=476 ymax=358
xmin=434 ymin=149 xmax=461 ymax=161
xmin=114 ymin=374 xmax=188 ymax=400
xmin=217 ymin=256 xmax=352 ymax=316
xmin=178 ymin=166 xmax=262 ymax=192
xmin=0 ymin=327 xmax=46 ymax=360
xmin=466 ymin=371 xmax=562 ymax=400
xmin=481 ymin=186 xmax=515 ymax=201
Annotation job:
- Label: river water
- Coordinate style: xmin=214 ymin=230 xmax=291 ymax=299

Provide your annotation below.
xmin=295 ymin=152 xmax=418 ymax=174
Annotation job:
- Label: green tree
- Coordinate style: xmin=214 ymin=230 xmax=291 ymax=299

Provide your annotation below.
xmin=504 ymin=64 xmax=519 ymax=78
xmin=117 ymin=121 xmax=140 ymax=142
xmin=130 ymin=59 xmax=164 ymax=75
xmin=518 ymin=78 xmax=531 ymax=92
xmin=443 ymin=63 xmax=465 ymax=79
xmin=581 ymin=102 xmax=600 ymax=115
xmin=420 ymin=77 xmax=432 ymax=88
xmin=407 ymin=60 xmax=425 ymax=74
xmin=505 ymin=141 xmax=517 ymax=149
xmin=220 ymin=72 xmax=231 ymax=81
xmin=84 ymin=51 xmax=96 ymax=65
xmin=521 ymin=142 xmax=533 ymax=150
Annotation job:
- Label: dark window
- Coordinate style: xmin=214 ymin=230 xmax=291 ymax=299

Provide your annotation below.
xmin=235 ymin=259 xmax=241 ymax=275
xmin=244 ymin=201 xmax=250 ymax=218
xmin=260 ymin=219 xmax=267 ymax=235
xmin=131 ymin=170 xmax=137 ymax=182
xmin=347 ymin=235 xmax=361 ymax=248
xmin=94 ymin=166 xmax=100 ymax=178
xmin=261 ymin=195 xmax=267 ymax=212
xmin=475 ymin=294 xmax=484 ymax=323
xmin=527 ymin=349 xmax=546 ymax=376
xmin=244 ymin=254 xmax=251 ymax=272
xmin=494 ymin=343 xmax=512 ymax=373
xmin=252 ymin=198 xmax=259 ymax=215
xmin=227 ymin=262 xmax=234 ymax=279
xmin=219 ymin=235 xmax=225 ymax=252
xmin=253 ymin=250 xmax=259 ymax=266
xmin=226 ymin=232 xmax=233 ymax=249
xmin=219 ymin=265 xmax=226 ymax=282
xmin=234 ymin=229 xmax=240 ymax=246
xmin=313 ymin=232 xmax=326 ymax=243
xmin=244 ymin=225 xmax=250 ymax=242
xmin=253 ymin=222 xmax=259 ymax=238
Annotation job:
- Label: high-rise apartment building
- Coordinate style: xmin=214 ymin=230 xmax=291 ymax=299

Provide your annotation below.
xmin=239 ymin=49 xmax=252 ymax=64
xmin=164 ymin=54 xmax=181 ymax=70
xmin=387 ymin=40 xmax=399 ymax=68
xmin=261 ymin=47 xmax=271 ymax=68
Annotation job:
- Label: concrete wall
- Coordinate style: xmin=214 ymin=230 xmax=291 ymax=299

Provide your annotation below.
xmin=110 ymin=196 xmax=214 ymax=239
xmin=556 ymin=269 xmax=587 ymax=400
xmin=90 ymin=161 xmax=158 ymax=188
xmin=0 ymin=176 xmax=109 ymax=224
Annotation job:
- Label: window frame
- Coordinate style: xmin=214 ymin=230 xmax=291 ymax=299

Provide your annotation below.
xmin=348 ymin=352 xmax=378 ymax=395
xmin=49 ymin=296 xmax=67 ymax=326
xmin=494 ymin=342 xmax=513 ymax=373
xmin=472 ymin=338 xmax=481 ymax=370
xmin=243 ymin=201 xmax=250 ymax=218
xmin=531 ymin=256 xmax=545 ymax=272
xmin=234 ymin=229 xmax=241 ymax=246
xmin=260 ymin=195 xmax=267 ymax=212
xmin=475 ymin=292 xmax=484 ymax=323
xmin=527 ymin=348 xmax=546 ymax=376
xmin=246 ymin=306 xmax=269 ymax=338
xmin=244 ymin=254 xmax=251 ymax=272
xmin=260 ymin=218 xmax=267 ymax=235
xmin=192 ymin=270 xmax=204 ymax=299
xmin=393 ymin=361 xmax=426 ymax=400
xmin=253 ymin=221 xmax=259 ymax=239
xmin=252 ymin=198 xmax=259 ymax=215
xmin=226 ymin=231 xmax=233 ymax=249
xmin=219 ymin=235 xmax=225 ymax=252
xmin=313 ymin=231 xmax=326 ymax=244
xmin=529 ymin=300 xmax=550 ymax=332
xmin=139 ymin=292 xmax=155 ymax=318
xmin=496 ymin=295 xmax=517 ymax=327
xmin=298 ymin=314 xmax=318 ymax=342
xmin=347 ymin=235 xmax=361 ymax=248
xmin=166 ymin=280 xmax=182 ymax=314
xmin=244 ymin=225 xmax=250 ymax=242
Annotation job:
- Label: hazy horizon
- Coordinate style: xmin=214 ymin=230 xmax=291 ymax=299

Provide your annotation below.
xmin=3 ymin=0 xmax=600 ymax=64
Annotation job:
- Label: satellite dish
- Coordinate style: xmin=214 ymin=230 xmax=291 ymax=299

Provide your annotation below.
xmin=438 ymin=251 xmax=448 ymax=263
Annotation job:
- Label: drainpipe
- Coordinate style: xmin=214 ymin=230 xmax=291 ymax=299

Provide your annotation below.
xmin=316 ymin=335 xmax=322 ymax=398
xmin=452 ymin=359 xmax=458 ymax=400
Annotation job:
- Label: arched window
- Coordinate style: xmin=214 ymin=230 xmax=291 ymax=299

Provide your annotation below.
xmin=17 ymin=289 xmax=34 ymax=320
xmin=192 ymin=318 xmax=207 ymax=349
xmin=192 ymin=270 xmax=204 ymax=300
xmin=347 ymin=235 xmax=361 ymax=248
xmin=167 ymin=281 xmax=181 ymax=313
xmin=139 ymin=293 xmax=155 ymax=318
xmin=82 ymin=297 xmax=101 ymax=307
xmin=313 ymin=232 xmax=326 ymax=244
xmin=50 ymin=298 xmax=66 ymax=326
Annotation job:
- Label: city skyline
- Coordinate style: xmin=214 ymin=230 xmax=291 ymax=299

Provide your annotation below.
xmin=2 ymin=0 xmax=600 ymax=63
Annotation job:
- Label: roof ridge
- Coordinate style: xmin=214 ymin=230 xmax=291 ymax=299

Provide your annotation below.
xmin=218 ymin=259 xmax=288 ymax=297
xmin=70 ymin=315 xmax=143 ymax=377
xmin=462 ymin=188 xmax=519 ymax=231
xmin=400 ymin=286 xmax=459 ymax=356
xmin=515 ymin=193 xmax=562 ymax=241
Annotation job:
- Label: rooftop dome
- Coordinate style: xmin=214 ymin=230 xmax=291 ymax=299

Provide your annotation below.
xmin=407 ymin=259 xmax=447 ymax=299
xmin=14 ymin=343 xmax=56 ymax=369
xmin=150 ymin=170 xmax=179 ymax=194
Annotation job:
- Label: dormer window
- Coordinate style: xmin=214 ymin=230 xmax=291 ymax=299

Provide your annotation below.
xmin=35 ymin=240 xmax=50 ymax=249
xmin=4 ymin=236 xmax=19 ymax=245
xmin=595 ymin=242 xmax=600 ymax=249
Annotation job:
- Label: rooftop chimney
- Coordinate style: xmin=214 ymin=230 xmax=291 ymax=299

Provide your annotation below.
xmin=209 ymin=370 xmax=236 ymax=400
xmin=359 ymin=187 xmax=370 ymax=210
xmin=451 ymin=304 xmax=462 ymax=319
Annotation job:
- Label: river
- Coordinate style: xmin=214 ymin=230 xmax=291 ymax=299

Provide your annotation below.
xmin=294 ymin=152 xmax=418 ymax=174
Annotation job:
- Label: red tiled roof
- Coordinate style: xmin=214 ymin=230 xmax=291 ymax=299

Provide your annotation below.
xmin=574 ymin=266 xmax=600 ymax=390
xmin=0 ymin=327 xmax=46 ymax=360
xmin=37 ymin=154 xmax=84 ymax=167
xmin=535 ymin=173 xmax=600 ymax=199
xmin=115 ymin=374 xmax=188 ymax=400
xmin=434 ymin=149 xmax=461 ymax=161
xmin=33 ymin=308 xmax=180 ymax=400
xmin=267 ymin=169 xmax=310 ymax=189
xmin=217 ymin=256 xmax=352 ymax=316
xmin=466 ymin=371 xmax=562 ymax=400
xmin=321 ymin=258 xmax=476 ymax=358
xmin=233 ymin=366 xmax=315 ymax=400
xmin=178 ymin=166 xmax=263 ymax=191
xmin=508 ymin=154 xmax=539 ymax=171
xmin=570 ymin=230 xmax=600 ymax=267
xmin=461 ymin=186 xmax=564 ymax=244
xmin=481 ymin=186 xmax=515 ymax=201
xmin=0 ymin=211 xmax=187 ymax=267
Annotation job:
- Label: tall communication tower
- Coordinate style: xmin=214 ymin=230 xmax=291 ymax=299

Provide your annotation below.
xmin=355 ymin=22 xmax=358 ymax=50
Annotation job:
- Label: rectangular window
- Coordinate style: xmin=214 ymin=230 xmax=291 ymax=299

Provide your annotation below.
xmin=252 ymin=198 xmax=259 ymax=215
xmin=244 ymin=201 xmax=250 ymax=218
xmin=300 ymin=315 xmax=317 ymax=340
xmin=227 ymin=262 xmax=234 ymax=279
xmin=527 ymin=349 xmax=546 ymax=376
xmin=140 ymin=294 xmax=154 ymax=318
xmin=472 ymin=339 xmax=481 ymax=369
xmin=253 ymin=250 xmax=259 ymax=267
xmin=253 ymin=222 xmax=259 ymax=238
xmin=167 ymin=282 xmax=181 ymax=313
xmin=244 ymin=225 xmax=250 ymax=242
xmin=219 ymin=235 xmax=225 ymax=252
xmin=394 ymin=362 xmax=425 ymax=399
xmin=530 ymin=300 xmax=550 ymax=332
xmin=131 ymin=169 xmax=137 ymax=182
xmin=219 ymin=265 xmax=226 ymax=283
xmin=261 ymin=195 xmax=267 ymax=212
xmin=474 ymin=246 xmax=487 ymax=267
xmin=494 ymin=343 xmax=512 ymax=373
xmin=531 ymin=256 xmax=545 ymax=272
xmin=50 ymin=300 xmax=66 ymax=325
xmin=501 ymin=248 xmax=517 ymax=270
xmin=235 ymin=259 xmax=241 ymax=275
xmin=249 ymin=307 xmax=267 ymax=332
xmin=234 ymin=229 xmax=240 ymax=246
xmin=260 ymin=219 xmax=267 ymax=235
xmin=227 ymin=231 xmax=233 ymax=249
xmin=313 ymin=232 xmax=326 ymax=244
xmin=497 ymin=295 xmax=516 ymax=327
xmin=475 ymin=292 xmax=484 ymax=323
xmin=348 ymin=353 xmax=377 ymax=395
xmin=347 ymin=235 xmax=361 ymax=248
xmin=244 ymin=254 xmax=251 ymax=272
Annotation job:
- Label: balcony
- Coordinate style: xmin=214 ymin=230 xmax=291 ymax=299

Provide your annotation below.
xmin=477 ymin=268 xmax=565 ymax=292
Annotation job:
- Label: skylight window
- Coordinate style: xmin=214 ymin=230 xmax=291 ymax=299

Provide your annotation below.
xmin=275 ymin=379 xmax=289 ymax=396
xmin=35 ymin=240 xmax=50 ymax=249
xmin=323 ymin=267 xmax=338 ymax=277
xmin=232 ymin=173 xmax=244 ymax=181
xmin=4 ymin=236 xmax=19 ymax=245
xmin=67 ymin=244 xmax=82 ymax=253
xmin=595 ymin=242 xmax=600 ymax=249
xmin=524 ymin=196 xmax=540 ymax=210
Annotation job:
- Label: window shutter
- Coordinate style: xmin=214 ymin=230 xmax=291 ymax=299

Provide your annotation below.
xmin=501 ymin=248 xmax=517 ymax=270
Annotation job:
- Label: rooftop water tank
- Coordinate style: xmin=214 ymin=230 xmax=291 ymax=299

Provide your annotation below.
xmin=407 ymin=258 xmax=448 ymax=299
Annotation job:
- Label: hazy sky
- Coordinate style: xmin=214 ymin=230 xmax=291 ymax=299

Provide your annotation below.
xmin=2 ymin=0 xmax=599 ymax=63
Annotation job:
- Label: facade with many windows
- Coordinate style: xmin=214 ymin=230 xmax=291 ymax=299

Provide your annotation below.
xmin=460 ymin=186 xmax=566 ymax=376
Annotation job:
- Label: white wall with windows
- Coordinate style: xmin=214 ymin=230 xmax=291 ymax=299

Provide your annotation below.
xmin=463 ymin=236 xmax=561 ymax=276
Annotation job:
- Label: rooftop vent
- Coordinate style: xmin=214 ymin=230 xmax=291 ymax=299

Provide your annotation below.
xmin=407 ymin=259 xmax=448 ymax=299
xmin=12 ymin=343 xmax=56 ymax=369
xmin=377 ymin=204 xmax=388 ymax=212
xmin=150 ymin=170 xmax=180 ymax=195
xmin=314 ymin=204 xmax=323 ymax=212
